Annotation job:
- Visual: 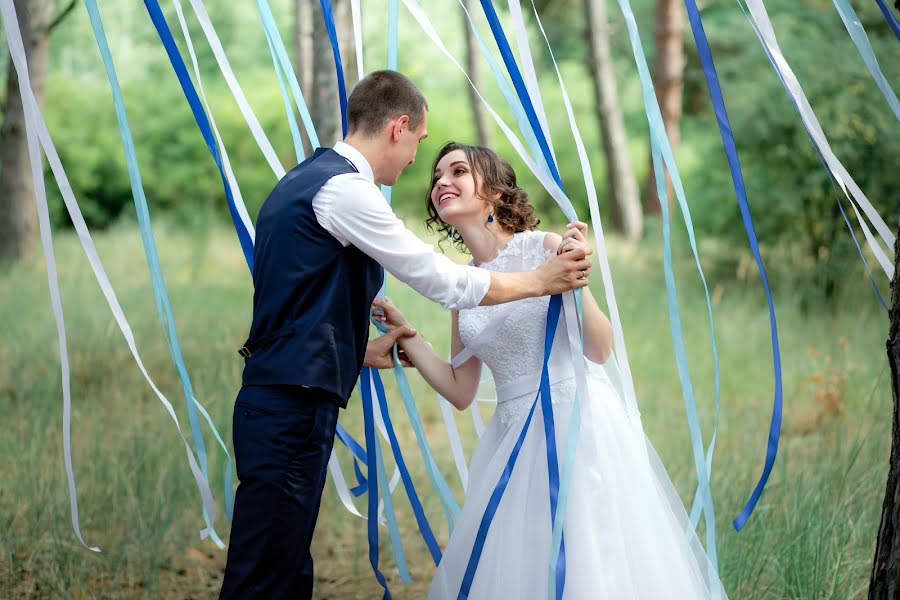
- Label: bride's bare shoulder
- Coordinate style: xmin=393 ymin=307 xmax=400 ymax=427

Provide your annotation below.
xmin=538 ymin=230 xmax=561 ymax=253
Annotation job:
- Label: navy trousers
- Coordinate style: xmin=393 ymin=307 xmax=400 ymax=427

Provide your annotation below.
xmin=220 ymin=385 xmax=339 ymax=599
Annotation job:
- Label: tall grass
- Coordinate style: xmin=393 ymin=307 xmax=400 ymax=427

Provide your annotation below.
xmin=0 ymin=222 xmax=890 ymax=598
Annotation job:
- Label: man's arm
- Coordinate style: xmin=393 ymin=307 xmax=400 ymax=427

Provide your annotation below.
xmin=480 ymin=246 xmax=592 ymax=305
xmin=317 ymin=175 xmax=592 ymax=309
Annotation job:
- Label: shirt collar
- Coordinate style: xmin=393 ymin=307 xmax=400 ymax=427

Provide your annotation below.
xmin=333 ymin=141 xmax=374 ymax=183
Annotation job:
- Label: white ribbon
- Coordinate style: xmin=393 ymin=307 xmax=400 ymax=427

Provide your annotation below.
xmin=184 ymin=0 xmax=286 ymax=180
xmin=527 ymin=0 xmax=640 ymax=415
xmin=742 ymin=0 xmax=895 ymax=277
xmin=351 ymin=0 xmax=365 ymax=80
xmin=173 ymin=0 xmax=255 ymax=246
xmin=401 ymin=0 xmax=577 ymax=221
xmin=506 ymin=0 xmax=556 ymax=165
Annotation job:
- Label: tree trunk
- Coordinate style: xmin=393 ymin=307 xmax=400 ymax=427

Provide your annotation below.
xmin=310 ymin=0 xmax=347 ymax=148
xmin=462 ymin=0 xmax=492 ymax=148
xmin=584 ymin=0 xmax=641 ymax=241
xmin=294 ymin=0 xmax=314 ymax=156
xmin=0 ymin=0 xmax=51 ymax=263
xmin=642 ymin=0 xmax=683 ymax=217
xmin=869 ymin=226 xmax=900 ymax=598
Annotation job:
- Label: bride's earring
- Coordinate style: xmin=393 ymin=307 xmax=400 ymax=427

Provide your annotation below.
xmin=486 ymin=213 xmax=494 ymax=224
xmin=447 ymin=226 xmax=455 ymax=239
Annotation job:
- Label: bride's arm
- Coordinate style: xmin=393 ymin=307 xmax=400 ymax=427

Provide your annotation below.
xmin=371 ymin=299 xmax=482 ymax=410
xmin=544 ymin=229 xmax=613 ymax=364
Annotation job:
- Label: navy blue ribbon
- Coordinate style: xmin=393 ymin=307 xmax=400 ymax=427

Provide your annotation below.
xmin=476 ymin=5 xmax=569 ymax=593
xmin=537 ymin=295 xmax=566 ymax=600
xmin=681 ymin=0 xmax=783 ymax=531
xmin=319 ymin=0 xmax=349 ymax=137
xmin=371 ymin=369 xmax=443 ymax=565
xmin=336 ymin=423 xmax=371 ymax=495
xmin=360 ymin=367 xmax=393 ymax=600
xmin=457 ymin=294 xmax=563 ymax=599
xmin=142 ymin=0 xmax=254 ymax=271
xmin=875 ymin=0 xmax=900 ymax=41
xmin=478 ymin=0 xmax=562 ymax=189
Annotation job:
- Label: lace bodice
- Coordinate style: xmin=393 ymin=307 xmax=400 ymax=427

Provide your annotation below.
xmin=458 ymin=231 xmax=576 ymax=424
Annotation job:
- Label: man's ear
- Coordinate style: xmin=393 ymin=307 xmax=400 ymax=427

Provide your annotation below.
xmin=390 ymin=115 xmax=411 ymax=141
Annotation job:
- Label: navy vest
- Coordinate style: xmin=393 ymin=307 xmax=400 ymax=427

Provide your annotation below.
xmin=240 ymin=148 xmax=384 ymax=407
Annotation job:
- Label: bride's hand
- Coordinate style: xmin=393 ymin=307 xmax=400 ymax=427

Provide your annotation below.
xmin=371 ymin=298 xmax=411 ymax=330
xmin=557 ymin=221 xmax=590 ymax=256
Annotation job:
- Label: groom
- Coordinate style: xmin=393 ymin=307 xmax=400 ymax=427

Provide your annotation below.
xmin=219 ymin=70 xmax=593 ymax=599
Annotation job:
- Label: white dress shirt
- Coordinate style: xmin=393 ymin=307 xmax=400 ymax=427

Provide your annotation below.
xmin=311 ymin=142 xmax=491 ymax=311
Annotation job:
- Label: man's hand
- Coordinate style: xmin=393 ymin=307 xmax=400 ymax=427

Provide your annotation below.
xmin=536 ymin=222 xmax=593 ymax=295
xmin=363 ymin=326 xmax=417 ymax=369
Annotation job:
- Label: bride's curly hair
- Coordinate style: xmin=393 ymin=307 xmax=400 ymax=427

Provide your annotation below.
xmin=425 ymin=142 xmax=540 ymax=252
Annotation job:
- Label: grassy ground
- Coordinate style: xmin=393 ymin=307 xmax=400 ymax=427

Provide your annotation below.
xmin=0 ymin=222 xmax=891 ymax=599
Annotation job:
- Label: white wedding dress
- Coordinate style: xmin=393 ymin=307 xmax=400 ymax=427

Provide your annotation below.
xmin=428 ymin=230 xmax=727 ymax=599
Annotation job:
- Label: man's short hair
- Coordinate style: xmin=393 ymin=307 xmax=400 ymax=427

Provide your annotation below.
xmin=346 ymin=70 xmax=428 ymax=137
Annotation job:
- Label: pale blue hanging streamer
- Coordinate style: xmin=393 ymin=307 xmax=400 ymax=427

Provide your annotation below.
xmin=84 ymin=0 xmax=233 ymax=544
xmin=255 ymin=0 xmax=320 ymax=150
xmin=615 ymin=0 xmax=721 ymax=571
xmin=832 ymin=0 xmax=900 ymax=122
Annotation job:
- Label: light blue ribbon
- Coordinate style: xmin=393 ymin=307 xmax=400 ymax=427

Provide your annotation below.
xmin=87 ymin=0 xmax=233 ymax=542
xmin=615 ymin=0 xmax=721 ymax=568
xmin=360 ymin=367 xmax=396 ymax=599
xmin=682 ymin=0 xmax=783 ymax=540
xmin=832 ymin=0 xmax=900 ymax=122
xmin=372 ymin=369 xmax=443 ymax=565
xmin=459 ymin=2 xmax=548 ymax=176
xmin=255 ymin=0 xmax=320 ymax=149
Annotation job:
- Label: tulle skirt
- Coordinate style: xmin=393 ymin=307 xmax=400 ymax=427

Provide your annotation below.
xmin=428 ymin=366 xmax=727 ymax=599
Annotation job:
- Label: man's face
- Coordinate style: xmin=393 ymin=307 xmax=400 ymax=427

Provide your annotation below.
xmin=387 ymin=110 xmax=428 ymax=185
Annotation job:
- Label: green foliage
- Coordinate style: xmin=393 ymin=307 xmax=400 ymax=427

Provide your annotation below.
xmin=6 ymin=0 xmax=897 ymax=295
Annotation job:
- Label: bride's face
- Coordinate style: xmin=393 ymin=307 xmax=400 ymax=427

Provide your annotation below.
xmin=430 ymin=149 xmax=490 ymax=228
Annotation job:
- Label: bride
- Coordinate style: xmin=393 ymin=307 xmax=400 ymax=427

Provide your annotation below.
xmin=372 ymin=142 xmax=727 ymax=599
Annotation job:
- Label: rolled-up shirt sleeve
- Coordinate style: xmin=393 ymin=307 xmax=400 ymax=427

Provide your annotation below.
xmin=313 ymin=172 xmax=490 ymax=310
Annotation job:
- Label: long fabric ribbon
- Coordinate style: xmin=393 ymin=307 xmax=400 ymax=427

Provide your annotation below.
xmin=368 ymin=372 xmax=412 ymax=585
xmin=255 ymin=0 xmax=320 ymax=150
xmin=874 ymin=0 xmax=900 ymax=41
xmin=86 ymin=0 xmax=234 ymax=539
xmin=472 ymin=9 xmax=576 ymax=594
xmin=478 ymin=1 xmax=563 ymax=189
xmin=319 ymin=0 xmax=349 ymax=137
xmin=372 ymin=370 xmax=443 ymax=565
xmin=185 ymin=0 xmax=287 ymax=178
xmin=524 ymin=4 xmax=648 ymax=589
xmin=732 ymin=0 xmax=893 ymax=527
xmin=832 ymin=0 xmax=900 ymax=122
xmin=614 ymin=0 xmax=721 ymax=567
xmin=457 ymin=1 xmax=549 ymax=185
xmin=173 ymin=0 xmax=253 ymax=274
xmin=740 ymin=0 xmax=894 ymax=276
xmin=457 ymin=294 xmax=563 ymax=599
xmin=682 ymin=0 xmax=780 ymax=539
xmin=143 ymin=0 xmax=255 ymax=269
xmin=360 ymin=368 xmax=394 ymax=599
xmin=506 ymin=0 xmax=556 ymax=164
xmin=1 ymin=0 xmax=218 ymax=546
